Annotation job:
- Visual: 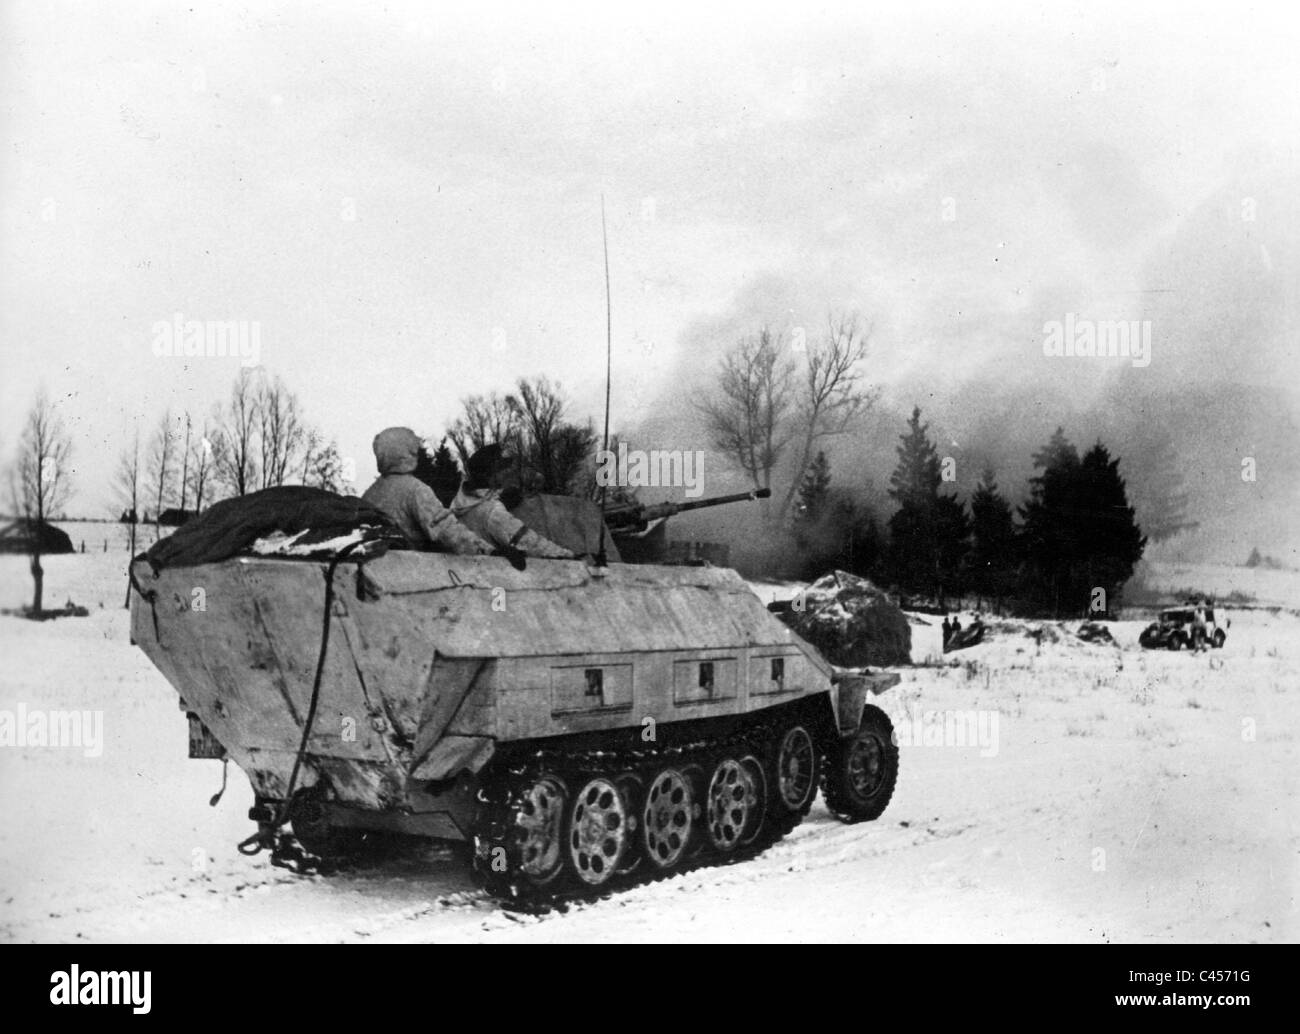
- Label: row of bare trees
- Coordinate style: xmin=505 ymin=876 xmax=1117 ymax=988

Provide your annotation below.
xmin=444 ymin=376 xmax=597 ymax=496
xmin=436 ymin=320 xmax=875 ymax=521
xmin=116 ymin=370 xmax=348 ymax=542
xmin=694 ymin=313 xmax=878 ymax=524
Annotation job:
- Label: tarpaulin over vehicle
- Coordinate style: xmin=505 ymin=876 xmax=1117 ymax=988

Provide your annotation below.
xmin=140 ymin=486 xmax=400 ymax=570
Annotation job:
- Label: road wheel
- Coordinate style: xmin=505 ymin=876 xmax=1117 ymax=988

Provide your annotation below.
xmin=705 ymin=758 xmax=759 ymax=853
xmin=822 ymin=705 xmax=900 ymax=823
xmin=1212 ymin=629 xmax=1226 ymax=649
xmin=513 ymin=775 xmax=567 ymax=885
xmin=773 ymin=723 xmax=820 ymax=814
xmin=1168 ymin=634 xmax=1184 ymax=651
xmin=737 ymin=755 xmax=768 ymax=845
xmin=642 ymin=767 xmax=693 ymax=871
xmin=568 ymin=776 xmax=631 ymax=886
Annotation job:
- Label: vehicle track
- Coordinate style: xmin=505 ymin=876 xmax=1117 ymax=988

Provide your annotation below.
xmin=471 ymin=710 xmax=825 ymax=911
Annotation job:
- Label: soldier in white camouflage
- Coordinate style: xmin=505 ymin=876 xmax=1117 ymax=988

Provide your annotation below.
xmin=452 ymin=444 xmax=578 ymax=559
xmin=361 ymin=427 xmax=499 ymax=557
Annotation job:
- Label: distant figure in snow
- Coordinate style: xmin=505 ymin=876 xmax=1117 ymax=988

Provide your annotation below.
xmin=1192 ymin=605 xmax=1208 ymax=652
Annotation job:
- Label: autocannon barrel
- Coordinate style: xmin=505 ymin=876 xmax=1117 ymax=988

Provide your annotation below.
xmin=606 ymin=488 xmax=771 ymax=531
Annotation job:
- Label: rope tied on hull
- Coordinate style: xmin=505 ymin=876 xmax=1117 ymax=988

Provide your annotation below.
xmin=127 ymin=562 xmax=161 ymax=643
xmin=235 ymin=539 xmax=371 ymax=874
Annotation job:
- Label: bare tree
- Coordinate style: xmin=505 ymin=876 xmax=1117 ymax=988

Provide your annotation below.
xmin=695 ymin=327 xmax=794 ymax=502
xmin=115 ymin=427 xmax=142 ymax=606
xmin=177 ymin=412 xmax=192 ymax=516
xmin=446 ymin=391 xmax=520 ymax=466
xmin=147 ymin=410 xmax=179 ymax=540
xmin=775 ymin=313 xmax=878 ymax=521
xmin=213 ymin=370 xmax=259 ymax=496
xmin=188 ymin=420 xmax=214 ymax=513
xmin=506 ymin=376 xmax=596 ymax=493
xmin=509 ymin=377 xmax=564 ymax=478
xmin=257 ymin=374 xmax=305 ymax=489
xmin=9 ymin=389 xmax=73 ymax=615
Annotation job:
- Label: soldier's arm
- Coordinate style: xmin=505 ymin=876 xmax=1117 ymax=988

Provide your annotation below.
xmin=512 ymin=527 xmax=578 ymax=559
xmin=412 ymin=490 xmax=493 ymax=555
xmin=485 ymin=502 xmax=576 ymax=559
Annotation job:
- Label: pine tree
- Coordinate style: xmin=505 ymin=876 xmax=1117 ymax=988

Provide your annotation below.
xmin=934 ymin=494 xmax=971 ymax=597
xmin=1019 ymin=427 xmax=1081 ymax=616
xmin=1019 ymin=430 xmax=1146 ymax=616
xmin=796 ymin=488 xmax=887 ymax=583
xmin=887 ymin=406 xmax=968 ymax=601
xmin=843 ymin=507 xmax=886 ymax=581
xmin=305 ymin=440 xmax=348 ymax=493
xmin=830 ymin=494 xmax=886 ymax=581
xmin=968 ymin=467 xmax=1016 ymax=608
xmin=1075 ymin=441 xmax=1146 ymax=615
xmin=415 ymin=437 xmax=463 ymax=506
xmin=794 ymin=451 xmax=831 ymax=525
xmin=888 ymin=407 xmax=942 ymax=510
xmin=792 ymin=451 xmax=834 ymax=579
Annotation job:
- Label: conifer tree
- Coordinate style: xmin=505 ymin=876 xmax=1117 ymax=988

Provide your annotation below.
xmin=794 ymin=450 xmax=832 ymax=525
xmin=1019 ymin=428 xmax=1145 ymax=616
xmin=968 ymin=467 xmax=1016 ymax=608
xmin=1075 ymin=441 xmax=1146 ymax=615
xmin=887 ymin=406 xmax=968 ymax=601
xmin=415 ymin=437 xmax=463 ymax=507
xmin=1019 ymin=427 xmax=1081 ymax=615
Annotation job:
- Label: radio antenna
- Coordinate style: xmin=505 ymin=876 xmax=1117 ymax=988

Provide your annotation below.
xmin=596 ymin=195 xmax=613 ymax=567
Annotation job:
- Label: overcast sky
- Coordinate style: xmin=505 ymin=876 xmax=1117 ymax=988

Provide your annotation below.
xmin=2 ymin=0 xmax=1297 ymax=543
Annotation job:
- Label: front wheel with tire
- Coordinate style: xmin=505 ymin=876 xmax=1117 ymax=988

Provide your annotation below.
xmin=822 ymin=705 xmax=900 ymax=824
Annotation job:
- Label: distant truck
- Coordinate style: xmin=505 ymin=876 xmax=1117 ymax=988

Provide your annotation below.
xmin=1139 ymin=604 xmax=1227 ymax=651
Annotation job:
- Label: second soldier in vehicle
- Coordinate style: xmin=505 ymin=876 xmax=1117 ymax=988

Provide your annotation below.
xmin=453 ymin=443 xmax=578 ymax=559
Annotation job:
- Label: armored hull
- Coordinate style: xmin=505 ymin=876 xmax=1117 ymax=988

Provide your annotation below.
xmin=131 ymin=551 xmax=900 ymax=902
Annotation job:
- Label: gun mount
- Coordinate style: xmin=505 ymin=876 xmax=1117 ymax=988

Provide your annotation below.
xmin=604 ymin=487 xmax=771 ymax=534
xmin=604 ymin=487 xmax=771 ymax=565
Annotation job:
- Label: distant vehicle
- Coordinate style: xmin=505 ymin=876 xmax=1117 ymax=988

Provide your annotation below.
xmin=1139 ymin=604 xmax=1227 ymax=651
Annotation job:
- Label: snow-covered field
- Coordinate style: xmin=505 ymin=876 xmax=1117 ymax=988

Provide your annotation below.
xmin=0 ymin=548 xmax=1296 ymax=943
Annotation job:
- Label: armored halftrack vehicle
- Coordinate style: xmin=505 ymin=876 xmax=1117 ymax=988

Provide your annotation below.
xmin=130 ymin=497 xmax=901 ymax=904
